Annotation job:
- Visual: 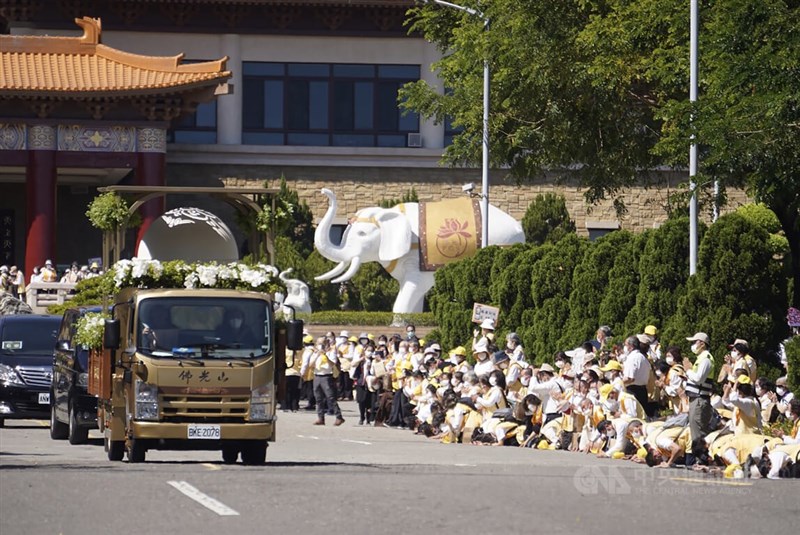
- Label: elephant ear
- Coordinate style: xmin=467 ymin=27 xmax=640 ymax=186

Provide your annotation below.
xmin=376 ymin=210 xmax=412 ymax=262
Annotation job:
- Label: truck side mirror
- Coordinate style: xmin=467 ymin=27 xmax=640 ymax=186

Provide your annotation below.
xmin=104 ymin=319 xmax=121 ymax=350
xmin=286 ymin=319 xmax=304 ymax=351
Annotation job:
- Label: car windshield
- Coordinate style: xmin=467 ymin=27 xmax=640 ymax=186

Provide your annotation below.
xmin=136 ymin=296 xmax=271 ymax=358
xmin=0 ymin=318 xmax=60 ymax=356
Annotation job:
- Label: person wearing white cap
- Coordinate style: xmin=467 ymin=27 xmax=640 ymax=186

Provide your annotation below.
xmin=472 ymin=318 xmax=495 ymax=351
xmin=41 ymin=259 xmax=57 ymax=282
xmin=685 ymin=332 xmax=715 ymax=451
xmin=527 ymin=364 xmax=563 ymax=425
xmin=472 ymin=340 xmax=495 ymax=379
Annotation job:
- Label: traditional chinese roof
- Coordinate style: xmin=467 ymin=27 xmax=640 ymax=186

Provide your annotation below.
xmin=0 ymin=17 xmax=231 ymax=98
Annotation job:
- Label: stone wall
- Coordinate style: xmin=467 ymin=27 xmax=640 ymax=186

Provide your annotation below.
xmin=166 ymin=163 xmax=750 ymax=236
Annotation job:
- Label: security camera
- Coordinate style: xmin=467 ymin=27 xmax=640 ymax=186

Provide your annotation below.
xmin=462 ymin=183 xmax=475 ymax=193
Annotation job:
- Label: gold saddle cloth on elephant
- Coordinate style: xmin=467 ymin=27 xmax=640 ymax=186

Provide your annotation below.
xmin=418 ymin=197 xmax=482 ymax=271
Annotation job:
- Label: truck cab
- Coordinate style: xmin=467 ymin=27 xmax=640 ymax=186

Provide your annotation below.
xmin=99 ymin=287 xmax=300 ymax=464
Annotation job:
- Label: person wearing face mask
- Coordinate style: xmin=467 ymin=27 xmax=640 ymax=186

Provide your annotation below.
xmin=217 ymin=308 xmax=258 ymax=348
xmin=472 ymin=318 xmax=496 ymax=351
xmin=599 ymin=360 xmax=625 ymax=393
xmin=474 ymin=369 xmax=508 ymax=423
xmin=685 ymin=332 xmax=716 ymax=450
xmin=772 ymin=399 xmax=800 ymax=445
xmin=405 ymin=324 xmax=418 ymax=342
xmin=449 ymin=371 xmax=465 ymax=395
xmin=472 ymin=341 xmax=495 ymax=379
xmin=449 ymin=346 xmax=471 ymax=374
xmin=622 ymin=335 xmax=652 ymax=415
xmin=505 ymin=353 xmax=529 ymax=402
xmin=659 ymin=347 xmax=688 ymax=414
xmin=527 ymin=364 xmax=563 ymax=425
xmin=722 ymin=375 xmax=762 ymax=436
xmin=306 ymin=337 xmax=345 ymax=426
xmin=504 ymin=332 xmax=526 ymax=362
xmin=773 ymin=377 xmax=795 ymax=418
xmin=728 ymin=339 xmax=757 ymax=383
xmin=754 ymin=377 xmax=779 ymax=424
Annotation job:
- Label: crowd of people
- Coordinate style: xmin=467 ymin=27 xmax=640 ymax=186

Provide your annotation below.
xmin=283 ymin=321 xmax=800 ymax=480
xmin=0 ymin=259 xmax=103 ymax=300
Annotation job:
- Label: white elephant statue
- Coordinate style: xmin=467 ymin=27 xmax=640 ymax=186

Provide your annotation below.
xmin=278 ymin=268 xmax=312 ymax=316
xmin=314 ymin=188 xmax=525 ymax=313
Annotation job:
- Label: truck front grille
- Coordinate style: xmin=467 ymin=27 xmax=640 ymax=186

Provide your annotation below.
xmin=161 ymin=394 xmax=249 ymax=423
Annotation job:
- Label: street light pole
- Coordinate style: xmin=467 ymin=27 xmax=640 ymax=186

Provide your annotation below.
xmin=689 ymin=0 xmax=698 ymax=275
xmin=427 ymin=0 xmax=490 ymax=248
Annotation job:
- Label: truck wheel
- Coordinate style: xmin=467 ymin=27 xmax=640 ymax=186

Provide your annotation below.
xmin=127 ymin=439 xmax=146 ymax=463
xmin=240 ymin=441 xmax=267 ymax=465
xmin=106 ymin=437 xmax=125 ymax=461
xmin=0 ymin=418 xmax=4 ymax=428
xmin=50 ymin=402 xmax=68 ymax=440
xmin=68 ymin=403 xmax=89 ymax=445
xmin=221 ymin=445 xmax=239 ymax=464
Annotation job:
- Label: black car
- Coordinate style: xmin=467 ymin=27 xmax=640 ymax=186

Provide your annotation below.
xmin=0 ymin=314 xmax=61 ymax=426
xmin=50 ymin=307 xmax=100 ymax=444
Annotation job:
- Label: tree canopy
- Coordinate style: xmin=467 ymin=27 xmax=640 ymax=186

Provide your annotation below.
xmin=402 ymin=0 xmax=800 ymax=306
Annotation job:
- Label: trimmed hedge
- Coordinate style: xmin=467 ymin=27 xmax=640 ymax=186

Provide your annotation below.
xmin=297 ymin=311 xmax=435 ymax=326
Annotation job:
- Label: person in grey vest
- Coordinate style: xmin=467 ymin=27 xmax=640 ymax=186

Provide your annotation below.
xmin=685 ymin=332 xmax=715 ymax=458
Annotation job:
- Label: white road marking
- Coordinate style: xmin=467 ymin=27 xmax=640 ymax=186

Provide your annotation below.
xmin=202 ymin=463 xmax=221 ymax=471
xmin=341 ymin=439 xmax=372 ymax=445
xmin=454 ymin=463 xmax=477 ymax=467
xmin=296 ymin=434 xmax=320 ymax=440
xmin=167 ymin=481 xmax=239 ymax=516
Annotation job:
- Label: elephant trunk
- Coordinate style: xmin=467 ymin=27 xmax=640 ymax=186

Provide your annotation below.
xmin=314 ymin=188 xmax=349 ymax=263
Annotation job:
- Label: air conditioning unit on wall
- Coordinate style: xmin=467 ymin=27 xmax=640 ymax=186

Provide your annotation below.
xmin=407 ymin=133 xmax=422 ymax=148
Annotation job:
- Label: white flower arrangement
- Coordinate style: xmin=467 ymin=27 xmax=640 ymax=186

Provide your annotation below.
xmin=112 ymin=258 xmax=283 ymax=295
xmin=74 ymin=312 xmax=110 ymax=350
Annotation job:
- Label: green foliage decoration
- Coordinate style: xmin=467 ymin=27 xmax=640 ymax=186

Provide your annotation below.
xmin=86 ymin=192 xmax=140 ymax=231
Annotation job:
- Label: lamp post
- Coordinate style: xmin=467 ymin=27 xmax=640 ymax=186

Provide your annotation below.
xmin=689 ymin=0 xmax=699 ymax=275
xmin=427 ymin=0 xmax=490 ymax=248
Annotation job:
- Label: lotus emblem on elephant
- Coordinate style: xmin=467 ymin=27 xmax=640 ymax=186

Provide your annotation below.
xmin=313 ymin=189 xmax=525 ymax=314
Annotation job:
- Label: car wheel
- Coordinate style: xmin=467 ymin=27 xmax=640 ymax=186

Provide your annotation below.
xmin=50 ymin=401 xmax=68 ymax=440
xmin=127 ymin=439 xmax=146 ymax=463
xmin=68 ymin=403 xmax=89 ymax=445
xmin=0 ymin=418 xmax=4 ymax=428
xmin=240 ymin=441 xmax=267 ymax=465
xmin=221 ymin=444 xmax=239 ymax=464
xmin=106 ymin=436 xmax=125 ymax=461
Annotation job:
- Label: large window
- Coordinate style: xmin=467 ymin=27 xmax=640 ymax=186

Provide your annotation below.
xmin=167 ymin=59 xmax=218 ymax=144
xmin=242 ymin=62 xmax=420 ymax=147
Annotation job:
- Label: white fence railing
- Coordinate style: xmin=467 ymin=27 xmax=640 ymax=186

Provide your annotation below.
xmin=25 ymin=282 xmax=78 ymax=313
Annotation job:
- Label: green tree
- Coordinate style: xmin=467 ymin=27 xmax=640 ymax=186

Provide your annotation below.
xmin=521 ymin=193 xmax=577 ymax=245
xmin=560 ymin=230 xmax=633 ymax=349
xmin=664 ymin=213 xmax=788 ymax=372
xmin=403 ymin=0 xmax=800 ymax=306
xmin=348 ymin=263 xmax=399 ymax=311
xmin=379 ymin=188 xmax=419 ymax=209
xmin=623 ymin=217 xmax=698 ymax=335
xmin=597 ymin=231 xmax=648 ymax=339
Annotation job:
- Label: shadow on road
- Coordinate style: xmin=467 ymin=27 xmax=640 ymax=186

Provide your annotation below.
xmin=0 ymin=424 xmax=48 ymax=430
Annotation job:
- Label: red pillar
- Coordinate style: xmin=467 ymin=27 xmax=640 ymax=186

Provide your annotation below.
xmin=24 ymin=149 xmax=57 ymax=279
xmin=135 ymin=130 xmax=166 ymax=248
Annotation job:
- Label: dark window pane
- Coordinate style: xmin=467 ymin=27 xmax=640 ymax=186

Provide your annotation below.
xmin=377 ymin=135 xmax=406 ymax=147
xmin=332 ymin=134 xmax=374 ymax=146
xmin=376 ymin=82 xmax=399 ymax=131
xmin=333 ymin=64 xmax=374 ymax=78
xmin=378 ymin=65 xmax=420 ymax=79
xmin=264 ymin=80 xmax=284 ymax=129
xmin=195 ymin=102 xmax=217 ymax=128
xmin=243 ymin=62 xmax=284 ymax=76
xmin=399 ymin=109 xmax=419 ymax=132
xmin=287 ymin=133 xmax=329 ymax=146
xmin=288 ymin=63 xmax=329 ymax=77
xmin=242 ymin=132 xmax=284 ymax=145
xmin=309 ymin=81 xmax=329 ymax=129
xmin=173 ymin=131 xmax=217 ymax=144
xmin=354 ymin=82 xmax=373 ymax=130
xmin=333 ymin=81 xmax=354 ymax=131
xmin=243 ymin=77 xmax=265 ymax=129
xmin=287 ymin=80 xmax=309 ymax=130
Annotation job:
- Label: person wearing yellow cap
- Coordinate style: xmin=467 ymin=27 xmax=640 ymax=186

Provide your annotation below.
xmin=722 ymin=374 xmax=762 ymax=435
xmin=644 ymin=325 xmax=661 ymax=361
xmin=304 ymin=336 xmax=345 ymax=426
xmin=282 ymin=335 xmax=305 ymax=412
xmin=299 ymin=334 xmax=317 ymax=412
xmin=600 ymin=359 xmax=625 ymax=394
xmin=449 ymin=346 xmax=471 ymax=374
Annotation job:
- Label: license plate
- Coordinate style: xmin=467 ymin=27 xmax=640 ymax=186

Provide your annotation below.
xmin=187 ymin=424 xmax=220 ymax=439
xmin=38 ymin=393 xmax=50 ymax=404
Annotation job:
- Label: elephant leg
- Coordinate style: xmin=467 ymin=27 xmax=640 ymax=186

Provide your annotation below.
xmin=392 ymin=273 xmax=435 ymax=314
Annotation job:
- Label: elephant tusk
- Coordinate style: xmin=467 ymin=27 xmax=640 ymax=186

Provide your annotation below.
xmin=332 ymin=256 xmax=361 ymax=283
xmin=314 ymin=261 xmax=348 ymax=281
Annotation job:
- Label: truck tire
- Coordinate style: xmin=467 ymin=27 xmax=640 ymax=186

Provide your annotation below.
xmin=50 ymin=402 xmax=68 ymax=440
xmin=127 ymin=439 xmax=146 ymax=463
xmin=221 ymin=444 xmax=239 ymax=464
xmin=0 ymin=418 xmax=4 ymax=428
xmin=240 ymin=441 xmax=267 ymax=465
xmin=106 ymin=437 xmax=125 ymax=461
xmin=68 ymin=403 xmax=89 ymax=445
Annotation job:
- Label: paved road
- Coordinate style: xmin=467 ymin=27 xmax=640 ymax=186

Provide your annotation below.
xmin=1 ymin=402 xmax=797 ymax=535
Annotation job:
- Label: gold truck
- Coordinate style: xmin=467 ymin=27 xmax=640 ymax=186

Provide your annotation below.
xmin=93 ymin=287 xmax=301 ymax=464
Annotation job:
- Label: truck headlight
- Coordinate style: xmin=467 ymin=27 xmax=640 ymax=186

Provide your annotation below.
xmin=76 ymin=372 xmax=89 ymax=388
xmin=135 ymin=380 xmax=159 ymax=421
xmin=250 ymin=385 xmax=273 ymax=422
xmin=0 ymin=364 xmax=23 ymax=385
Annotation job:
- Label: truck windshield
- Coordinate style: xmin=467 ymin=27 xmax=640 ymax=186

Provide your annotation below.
xmin=137 ymin=297 xmax=271 ymax=358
